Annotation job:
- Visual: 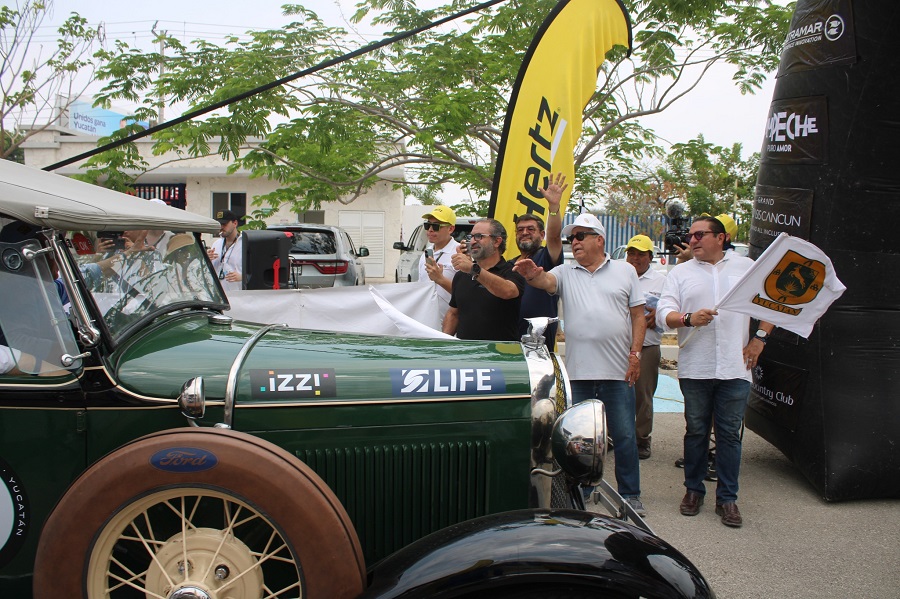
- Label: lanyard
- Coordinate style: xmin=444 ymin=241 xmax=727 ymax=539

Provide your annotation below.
xmin=219 ymin=238 xmax=236 ymax=278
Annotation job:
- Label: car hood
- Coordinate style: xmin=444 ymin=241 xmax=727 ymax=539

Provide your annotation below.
xmin=112 ymin=312 xmax=531 ymax=404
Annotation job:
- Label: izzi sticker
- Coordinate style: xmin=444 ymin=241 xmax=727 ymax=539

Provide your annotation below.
xmin=0 ymin=457 xmax=29 ymax=568
xmin=391 ymin=368 xmax=506 ymax=396
xmin=250 ymin=369 xmax=337 ymax=399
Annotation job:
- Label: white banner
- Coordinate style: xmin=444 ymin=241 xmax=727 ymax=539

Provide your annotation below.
xmin=225 ymin=282 xmax=456 ymax=340
xmin=717 ymin=233 xmax=846 ymax=338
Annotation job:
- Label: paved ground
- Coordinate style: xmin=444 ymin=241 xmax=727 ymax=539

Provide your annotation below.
xmin=586 ymin=371 xmax=899 ymax=599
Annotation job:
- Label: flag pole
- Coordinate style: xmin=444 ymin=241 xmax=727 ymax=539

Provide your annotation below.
xmin=677 ymin=306 xmax=719 ymax=349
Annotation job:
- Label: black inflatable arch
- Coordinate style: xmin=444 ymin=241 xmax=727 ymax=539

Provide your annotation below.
xmin=747 ymin=0 xmax=899 ymax=500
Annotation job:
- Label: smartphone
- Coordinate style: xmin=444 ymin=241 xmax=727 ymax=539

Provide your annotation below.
xmin=464 ymin=234 xmax=472 ymax=254
xmin=98 ymin=231 xmax=127 ymax=251
xmin=424 ymin=248 xmax=434 ymax=260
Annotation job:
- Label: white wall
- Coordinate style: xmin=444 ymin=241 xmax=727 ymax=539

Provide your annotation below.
xmin=21 ymin=127 xmax=404 ymax=283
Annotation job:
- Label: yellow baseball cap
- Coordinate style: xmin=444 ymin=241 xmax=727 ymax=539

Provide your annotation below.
xmin=422 ymin=205 xmax=456 ymax=226
xmin=700 ymin=212 xmax=738 ymax=238
xmin=626 ymin=234 xmax=654 ymax=253
xmin=715 ymin=213 xmax=738 ymax=238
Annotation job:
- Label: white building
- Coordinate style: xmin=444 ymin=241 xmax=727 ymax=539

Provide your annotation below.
xmin=20 ymin=125 xmax=404 ymax=282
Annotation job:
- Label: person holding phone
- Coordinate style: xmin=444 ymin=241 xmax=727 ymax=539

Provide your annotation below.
xmin=445 ymin=218 xmax=524 ymax=341
xmin=418 ymin=205 xmax=459 ymax=322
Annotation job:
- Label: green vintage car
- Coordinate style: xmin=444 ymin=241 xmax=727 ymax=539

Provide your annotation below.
xmin=0 ymin=160 xmax=713 ymax=598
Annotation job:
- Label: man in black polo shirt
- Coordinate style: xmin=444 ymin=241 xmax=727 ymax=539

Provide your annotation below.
xmin=443 ymin=218 xmax=525 ymax=341
xmin=508 ymin=172 xmax=566 ymax=349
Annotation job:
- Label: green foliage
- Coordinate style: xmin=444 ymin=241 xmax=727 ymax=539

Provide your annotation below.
xmin=81 ymin=0 xmax=791 ymax=212
xmin=0 ymin=1 xmax=101 ymax=160
xmin=602 ymin=134 xmax=759 ymax=241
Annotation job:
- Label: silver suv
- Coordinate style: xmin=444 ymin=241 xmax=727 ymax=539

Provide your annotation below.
xmin=393 ymin=217 xmax=479 ymax=282
xmin=267 ymin=224 xmax=368 ymax=288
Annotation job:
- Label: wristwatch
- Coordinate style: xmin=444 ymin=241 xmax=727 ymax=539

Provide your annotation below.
xmin=629 ymin=350 xmax=641 ymax=360
xmin=754 ymin=329 xmax=768 ymax=343
xmin=471 ymin=262 xmax=482 ymax=280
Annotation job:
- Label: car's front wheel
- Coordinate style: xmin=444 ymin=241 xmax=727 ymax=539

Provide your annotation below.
xmin=34 ymin=428 xmax=366 ymax=599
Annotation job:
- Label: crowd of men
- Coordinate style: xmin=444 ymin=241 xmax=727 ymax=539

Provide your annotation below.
xmin=416 ymin=176 xmax=770 ymax=528
xmin=77 ymin=187 xmax=766 ymax=529
xmin=99 ymin=187 xmax=767 ymax=529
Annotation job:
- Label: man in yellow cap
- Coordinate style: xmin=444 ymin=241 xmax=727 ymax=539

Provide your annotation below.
xmin=625 ymin=234 xmax=666 ymax=460
xmin=419 ymin=205 xmax=459 ymax=321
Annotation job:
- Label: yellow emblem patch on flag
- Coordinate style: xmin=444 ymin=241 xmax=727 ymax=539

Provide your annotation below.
xmin=764 ymin=250 xmax=827 ymax=306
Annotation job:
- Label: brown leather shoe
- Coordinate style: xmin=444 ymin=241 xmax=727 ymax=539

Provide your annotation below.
xmin=638 ymin=444 xmax=651 ymax=460
xmin=715 ymin=502 xmax=743 ymax=527
xmin=679 ymin=491 xmax=704 ymax=516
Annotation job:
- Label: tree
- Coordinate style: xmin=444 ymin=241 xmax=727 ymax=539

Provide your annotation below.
xmin=84 ymin=1 xmax=791 ymax=219
xmin=603 ymin=135 xmax=759 ymax=240
xmin=0 ymin=0 xmax=102 ymax=162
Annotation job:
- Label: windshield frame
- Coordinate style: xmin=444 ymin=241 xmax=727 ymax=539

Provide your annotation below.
xmin=0 ymin=237 xmax=83 ymax=375
xmin=62 ymin=231 xmax=230 ymax=345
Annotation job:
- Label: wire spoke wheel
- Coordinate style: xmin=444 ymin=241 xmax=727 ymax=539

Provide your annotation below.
xmin=34 ymin=429 xmax=366 ymax=599
xmin=88 ymin=488 xmax=301 ymax=598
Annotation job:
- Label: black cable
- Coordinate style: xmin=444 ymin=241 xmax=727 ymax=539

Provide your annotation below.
xmin=44 ymin=0 xmax=508 ymax=172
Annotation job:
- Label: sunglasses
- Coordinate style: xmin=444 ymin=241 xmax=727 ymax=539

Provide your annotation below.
xmin=688 ymin=230 xmax=716 ymax=242
xmin=423 ymin=222 xmax=449 ymax=231
xmin=566 ymin=231 xmax=600 ymax=243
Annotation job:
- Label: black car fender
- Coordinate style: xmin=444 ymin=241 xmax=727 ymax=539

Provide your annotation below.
xmin=359 ymin=509 xmax=714 ymax=599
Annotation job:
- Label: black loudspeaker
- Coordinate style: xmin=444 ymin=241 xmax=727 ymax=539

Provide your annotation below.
xmin=241 ymin=230 xmax=291 ymax=290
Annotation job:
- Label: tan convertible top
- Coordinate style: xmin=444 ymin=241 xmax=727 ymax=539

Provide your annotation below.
xmin=0 ymin=160 xmax=221 ymax=234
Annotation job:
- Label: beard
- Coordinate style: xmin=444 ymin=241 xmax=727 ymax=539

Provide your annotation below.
xmin=469 ymin=243 xmax=493 ymax=262
xmin=517 ymin=237 xmax=541 ymax=254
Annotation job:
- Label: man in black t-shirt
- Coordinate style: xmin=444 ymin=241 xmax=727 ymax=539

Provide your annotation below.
xmin=444 ymin=219 xmax=525 ymax=341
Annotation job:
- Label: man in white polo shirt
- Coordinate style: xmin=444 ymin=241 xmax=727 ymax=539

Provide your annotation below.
xmin=513 ymin=213 xmax=647 ymax=515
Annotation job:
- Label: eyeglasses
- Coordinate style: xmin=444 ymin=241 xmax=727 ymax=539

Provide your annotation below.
xmin=423 ymin=222 xmax=449 ymax=231
xmin=470 ymin=233 xmax=499 ymax=242
xmin=566 ymin=231 xmax=600 ymax=243
xmin=688 ymin=230 xmax=716 ymax=242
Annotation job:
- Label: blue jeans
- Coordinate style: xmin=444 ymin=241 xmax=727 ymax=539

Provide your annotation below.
xmin=679 ymin=378 xmax=751 ymax=504
xmin=571 ymin=380 xmax=641 ymax=498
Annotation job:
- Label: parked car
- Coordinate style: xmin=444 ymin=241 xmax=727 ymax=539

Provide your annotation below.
xmin=610 ymin=243 xmax=670 ymax=272
xmin=267 ymin=223 xmax=368 ymax=288
xmin=393 ymin=217 xmax=479 ymax=282
xmin=0 ymin=161 xmax=713 ymax=598
xmin=732 ymin=241 xmax=750 ymax=257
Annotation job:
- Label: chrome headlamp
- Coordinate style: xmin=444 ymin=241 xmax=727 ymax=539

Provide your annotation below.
xmin=551 ymin=399 xmax=608 ymax=486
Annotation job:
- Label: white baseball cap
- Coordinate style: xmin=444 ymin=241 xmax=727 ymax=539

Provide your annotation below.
xmin=561 ymin=213 xmax=606 ymax=239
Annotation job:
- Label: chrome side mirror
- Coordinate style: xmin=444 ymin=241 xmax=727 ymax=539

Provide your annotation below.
xmin=550 ymin=399 xmax=607 ymax=486
xmin=178 ymin=377 xmax=206 ymax=426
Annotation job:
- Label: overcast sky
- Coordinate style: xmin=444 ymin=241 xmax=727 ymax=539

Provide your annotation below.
xmin=44 ymin=0 xmax=775 ymax=159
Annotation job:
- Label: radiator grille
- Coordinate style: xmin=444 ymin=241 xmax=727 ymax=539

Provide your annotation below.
xmin=298 ymin=440 xmax=491 ymax=563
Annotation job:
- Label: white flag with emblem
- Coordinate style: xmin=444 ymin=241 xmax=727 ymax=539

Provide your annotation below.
xmin=716 ymin=233 xmax=846 ymax=338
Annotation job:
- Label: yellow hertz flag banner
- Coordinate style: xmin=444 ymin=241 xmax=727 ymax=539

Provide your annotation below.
xmin=488 ymin=0 xmax=631 ymax=234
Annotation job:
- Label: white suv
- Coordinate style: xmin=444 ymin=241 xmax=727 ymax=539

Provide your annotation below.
xmin=393 ymin=218 xmax=479 ymax=282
